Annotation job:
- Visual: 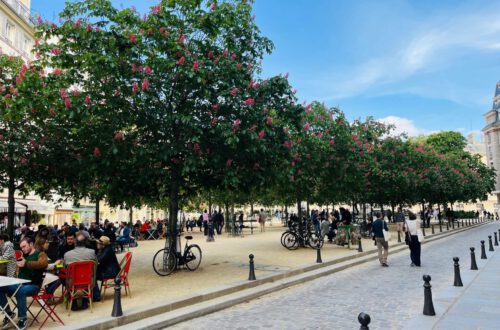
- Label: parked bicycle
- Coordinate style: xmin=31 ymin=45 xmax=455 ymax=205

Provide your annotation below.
xmin=280 ymin=218 xmax=323 ymax=250
xmin=153 ymin=232 xmax=202 ymax=276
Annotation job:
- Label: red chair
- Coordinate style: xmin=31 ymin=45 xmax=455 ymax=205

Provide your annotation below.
xmin=101 ymin=252 xmax=132 ymax=301
xmin=64 ymin=261 xmax=96 ymax=316
xmin=29 ymin=286 xmax=65 ymax=329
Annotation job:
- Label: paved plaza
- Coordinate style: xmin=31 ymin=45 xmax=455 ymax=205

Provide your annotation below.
xmin=169 ymin=222 xmax=499 ymax=330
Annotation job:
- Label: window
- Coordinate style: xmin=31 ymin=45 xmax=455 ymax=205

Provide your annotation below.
xmin=5 ymin=21 xmax=15 ymax=44
xmin=23 ymin=35 xmax=30 ymax=53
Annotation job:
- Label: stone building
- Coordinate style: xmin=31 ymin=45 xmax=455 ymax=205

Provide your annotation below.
xmin=482 ymin=81 xmax=500 ymax=206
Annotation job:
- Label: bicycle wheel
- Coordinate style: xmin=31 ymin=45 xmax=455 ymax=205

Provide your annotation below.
xmin=281 ymin=231 xmax=291 ymax=247
xmin=153 ymin=248 xmax=177 ymax=276
xmin=308 ymin=232 xmax=324 ymax=249
xmin=283 ymin=232 xmax=299 ymax=250
xmin=184 ymin=244 xmax=202 ymax=271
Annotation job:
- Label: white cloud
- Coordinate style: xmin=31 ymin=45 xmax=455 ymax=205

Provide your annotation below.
xmin=317 ymin=4 xmax=500 ymax=103
xmin=378 ymin=116 xmax=430 ymax=137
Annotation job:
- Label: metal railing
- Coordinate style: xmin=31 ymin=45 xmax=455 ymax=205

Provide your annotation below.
xmin=1 ymin=0 xmax=36 ymax=26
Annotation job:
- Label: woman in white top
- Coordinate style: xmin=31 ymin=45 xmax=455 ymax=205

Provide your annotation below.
xmin=404 ymin=212 xmax=421 ymax=267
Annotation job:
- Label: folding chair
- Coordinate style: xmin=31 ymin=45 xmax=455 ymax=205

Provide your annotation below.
xmin=64 ymin=261 xmax=96 ymax=316
xmin=29 ymin=284 xmax=65 ymax=329
xmin=101 ymin=252 xmax=132 ymax=301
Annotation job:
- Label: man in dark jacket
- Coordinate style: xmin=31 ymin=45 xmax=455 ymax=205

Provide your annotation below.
xmin=94 ymin=236 xmax=120 ymax=301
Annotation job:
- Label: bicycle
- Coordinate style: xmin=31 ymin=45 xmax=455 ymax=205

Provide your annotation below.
xmin=152 ymin=232 xmax=202 ymax=276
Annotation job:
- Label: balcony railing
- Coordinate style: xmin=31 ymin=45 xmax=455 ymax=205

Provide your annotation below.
xmin=1 ymin=0 xmax=36 ymax=26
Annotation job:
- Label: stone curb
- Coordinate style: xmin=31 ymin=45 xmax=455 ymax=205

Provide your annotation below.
xmin=57 ymin=220 xmax=491 ymax=330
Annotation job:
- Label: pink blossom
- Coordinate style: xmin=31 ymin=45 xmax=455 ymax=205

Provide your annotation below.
xmin=213 ymin=58 xmax=219 ymax=65
xmin=258 ymin=130 xmax=265 ymax=139
xmin=142 ymin=78 xmax=149 ymax=91
xmin=226 ymin=159 xmax=233 ymax=166
xmin=37 ymin=16 xmax=43 ymax=25
xmin=290 ymin=175 xmax=295 ymax=182
xmin=283 ymin=141 xmax=292 ymax=149
xmin=351 ymin=135 xmax=358 ymax=141
xmin=20 ymin=157 xmax=28 ymax=165
xmin=132 ymin=81 xmax=139 ymax=93
xmin=236 ymin=63 xmax=242 ymax=70
xmin=211 ymin=117 xmax=218 ymax=125
xmin=178 ymin=57 xmax=185 ymax=65
xmin=232 ymin=119 xmax=241 ymax=130
xmin=93 ymin=147 xmax=101 ymax=158
xmin=34 ymin=38 xmax=40 ymax=46
xmin=114 ymin=131 xmax=123 ymax=140
xmin=244 ymin=98 xmax=255 ymax=106
xmin=303 ymin=123 xmax=310 ymax=131
xmin=129 ymin=34 xmax=137 ymax=43
xmin=51 ymin=48 xmax=61 ymax=55
xmin=64 ymin=98 xmax=71 ymax=109
xmin=151 ymin=5 xmax=161 ymax=14
xmin=86 ymin=24 xmax=92 ymax=32
xmin=210 ymin=2 xmax=216 ymax=11
xmin=59 ymin=88 xmax=67 ymax=99
xmin=231 ymin=87 xmax=237 ymax=97
xmin=75 ymin=19 xmax=81 ymax=27
xmin=247 ymin=63 xmax=252 ymax=71
xmin=266 ymin=116 xmax=272 ymax=125
xmin=231 ymin=53 xmax=236 ymax=61
xmin=193 ymin=60 xmax=199 ymax=71
xmin=223 ymin=49 xmax=228 ymax=57
xmin=329 ymin=139 xmax=335 ymax=145
xmin=284 ymin=72 xmax=289 ymax=79
xmin=145 ymin=65 xmax=152 ymax=75
xmin=85 ymin=95 xmax=91 ymax=105
xmin=179 ymin=35 xmax=185 ymax=45
xmin=208 ymin=51 xmax=214 ymax=59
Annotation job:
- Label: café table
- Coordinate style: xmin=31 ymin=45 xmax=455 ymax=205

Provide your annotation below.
xmin=0 ymin=276 xmax=31 ymax=330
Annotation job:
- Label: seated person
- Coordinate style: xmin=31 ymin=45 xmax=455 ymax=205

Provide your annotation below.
xmin=0 ymin=237 xmax=48 ymax=330
xmin=94 ymin=236 xmax=120 ymax=301
xmin=102 ymin=223 xmax=116 ymax=243
xmin=34 ymin=237 xmax=60 ymax=294
xmin=88 ymin=222 xmax=103 ymax=240
xmin=0 ymin=234 xmax=16 ymax=277
xmin=116 ymin=222 xmax=131 ymax=252
xmin=58 ymin=231 xmax=76 ymax=260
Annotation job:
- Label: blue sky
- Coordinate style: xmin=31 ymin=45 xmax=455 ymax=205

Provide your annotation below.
xmin=32 ymin=0 xmax=500 ymax=137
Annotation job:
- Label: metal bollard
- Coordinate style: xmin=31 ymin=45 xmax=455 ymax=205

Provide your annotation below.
xmin=316 ymin=241 xmax=323 ymax=263
xmin=481 ymin=240 xmax=487 ymax=259
xmin=111 ymin=278 xmax=123 ymax=317
xmin=358 ymin=236 xmax=363 ymax=252
xmin=358 ymin=312 xmax=371 ymax=330
xmin=453 ymin=257 xmax=463 ymax=287
xmin=470 ymin=247 xmax=478 ymax=270
xmin=457 ymin=220 xmax=460 ymax=228
xmin=431 ymin=224 xmax=435 ymax=234
xmin=439 ymin=222 xmax=442 ymax=232
xmin=489 ymin=236 xmax=494 ymax=252
xmin=248 ymin=254 xmax=256 ymax=280
xmin=446 ymin=222 xmax=449 ymax=231
xmin=495 ymin=232 xmax=499 ymax=246
xmin=452 ymin=221 xmax=455 ymax=229
xmin=397 ymin=230 xmax=401 ymax=243
xmin=423 ymin=275 xmax=436 ymax=316
xmin=422 ymin=225 xmax=426 ymax=236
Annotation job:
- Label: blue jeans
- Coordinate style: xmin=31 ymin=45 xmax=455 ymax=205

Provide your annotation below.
xmin=0 ymin=284 xmax=39 ymax=319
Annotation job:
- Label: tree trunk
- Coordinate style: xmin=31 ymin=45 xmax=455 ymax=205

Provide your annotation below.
xmin=95 ymin=196 xmax=100 ymax=225
xmin=306 ymin=201 xmax=310 ymax=217
xmin=208 ymin=193 xmax=212 ymax=215
xmin=167 ymin=169 xmax=181 ymax=247
xmin=363 ymin=204 xmax=366 ymax=221
xmin=129 ymin=207 xmax=133 ymax=225
xmin=7 ymin=176 xmax=16 ymax=240
xmin=297 ymin=195 xmax=304 ymax=247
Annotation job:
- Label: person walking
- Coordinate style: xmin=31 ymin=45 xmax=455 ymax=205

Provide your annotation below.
xmin=404 ymin=212 xmax=421 ymax=267
xmin=394 ymin=207 xmax=405 ymax=238
xmin=372 ymin=211 xmax=389 ymax=267
xmin=259 ymin=209 xmax=266 ymax=232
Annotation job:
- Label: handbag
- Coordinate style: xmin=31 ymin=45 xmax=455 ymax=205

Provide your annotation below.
xmin=382 ymin=220 xmax=391 ymax=241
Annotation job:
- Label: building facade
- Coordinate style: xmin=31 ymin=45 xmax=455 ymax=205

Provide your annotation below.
xmin=483 ymin=81 xmax=500 ymax=206
xmin=0 ymin=0 xmax=34 ymax=60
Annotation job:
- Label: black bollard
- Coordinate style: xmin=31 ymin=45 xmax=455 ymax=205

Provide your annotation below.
xmin=358 ymin=236 xmax=363 ymax=253
xmin=316 ymin=241 xmax=323 ymax=263
xmin=453 ymin=257 xmax=463 ymax=287
xmin=423 ymin=275 xmax=436 ymax=316
xmin=422 ymin=225 xmax=426 ymax=236
xmin=439 ymin=222 xmax=442 ymax=232
xmin=452 ymin=221 xmax=455 ymax=229
xmin=457 ymin=220 xmax=460 ymax=228
xmin=431 ymin=224 xmax=435 ymax=234
xmin=358 ymin=312 xmax=371 ymax=330
xmin=248 ymin=254 xmax=256 ymax=280
xmin=495 ymin=232 xmax=499 ymax=246
xmin=481 ymin=240 xmax=487 ymax=259
xmin=397 ymin=230 xmax=401 ymax=243
xmin=498 ymin=229 xmax=500 ymax=242
xmin=446 ymin=222 xmax=449 ymax=231
xmin=489 ymin=236 xmax=494 ymax=252
xmin=470 ymin=247 xmax=478 ymax=270
xmin=111 ymin=278 xmax=123 ymax=317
